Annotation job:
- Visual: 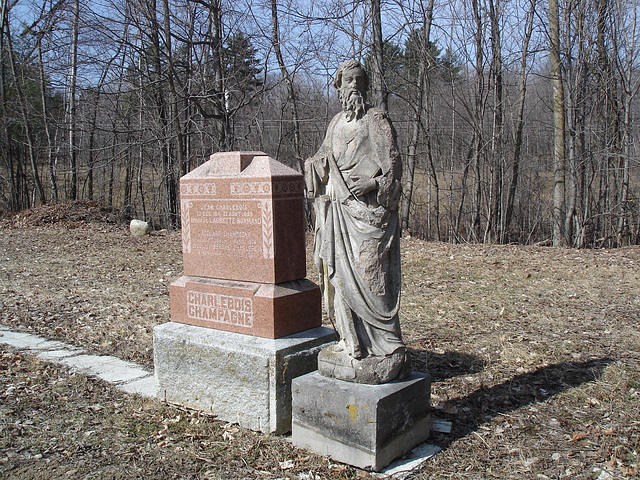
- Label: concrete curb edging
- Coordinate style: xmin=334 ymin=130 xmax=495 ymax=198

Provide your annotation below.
xmin=0 ymin=325 xmax=155 ymax=397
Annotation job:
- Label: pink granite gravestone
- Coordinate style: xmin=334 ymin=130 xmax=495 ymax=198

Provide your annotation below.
xmin=169 ymin=151 xmax=322 ymax=339
xmin=156 ymin=151 xmax=332 ymax=433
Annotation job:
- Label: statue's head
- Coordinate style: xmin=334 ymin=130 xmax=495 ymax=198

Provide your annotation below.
xmin=334 ymin=60 xmax=368 ymax=121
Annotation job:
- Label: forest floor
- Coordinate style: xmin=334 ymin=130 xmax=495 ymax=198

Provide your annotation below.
xmin=0 ymin=202 xmax=639 ymax=479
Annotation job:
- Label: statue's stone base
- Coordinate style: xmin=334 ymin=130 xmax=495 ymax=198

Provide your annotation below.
xmin=291 ymin=371 xmax=431 ymax=471
xmin=154 ymin=322 xmax=335 ymax=433
xmin=317 ymin=344 xmax=411 ymax=384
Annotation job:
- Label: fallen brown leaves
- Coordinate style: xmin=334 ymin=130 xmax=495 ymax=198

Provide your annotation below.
xmin=399 ymin=237 xmax=640 ymax=479
xmin=1 ymin=205 xmax=639 ymax=479
xmin=0 ymin=201 xmax=126 ymax=228
xmin=0 ymin=349 xmax=371 ymax=480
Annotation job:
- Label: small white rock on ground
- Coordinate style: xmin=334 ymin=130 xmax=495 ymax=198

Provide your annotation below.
xmin=130 ymin=219 xmax=151 ymax=236
xmin=0 ymin=324 xmax=445 ymax=478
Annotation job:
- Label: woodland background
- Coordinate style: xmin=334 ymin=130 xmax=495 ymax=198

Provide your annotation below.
xmin=1 ymin=0 xmax=639 ymax=247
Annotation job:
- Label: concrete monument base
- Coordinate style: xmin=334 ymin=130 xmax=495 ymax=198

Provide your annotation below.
xmin=154 ymin=322 xmax=335 ymax=434
xmin=291 ymin=371 xmax=431 ymax=471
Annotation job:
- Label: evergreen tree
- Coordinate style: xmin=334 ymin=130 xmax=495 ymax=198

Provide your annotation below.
xmin=404 ymin=29 xmax=461 ymax=84
xmin=222 ymin=31 xmax=262 ymax=103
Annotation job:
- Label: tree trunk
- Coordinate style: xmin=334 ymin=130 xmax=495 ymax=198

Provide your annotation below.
xmin=402 ymin=92 xmax=421 ymax=233
xmin=0 ymin=0 xmax=19 ymax=210
xmin=471 ymin=0 xmax=484 ymax=242
xmin=505 ymin=0 xmax=535 ymax=241
xmin=549 ymin=0 xmax=566 ymax=246
xmin=37 ymin=39 xmax=59 ymax=203
xmin=162 ymin=0 xmax=183 ymax=227
xmin=486 ymin=0 xmax=504 ymax=243
xmin=270 ymin=0 xmax=303 ymax=172
xmin=6 ymin=19 xmax=46 ymax=205
xmin=370 ymin=0 xmax=387 ymax=111
xmin=207 ymin=0 xmax=226 ymax=149
xmin=137 ymin=49 xmax=147 ymax=220
xmin=401 ymin=0 xmax=434 ymax=233
xmin=67 ymin=0 xmax=80 ymax=200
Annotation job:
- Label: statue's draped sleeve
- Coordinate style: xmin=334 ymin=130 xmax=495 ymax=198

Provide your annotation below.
xmin=368 ymin=109 xmax=402 ymax=210
xmin=305 ymin=115 xmax=339 ymax=197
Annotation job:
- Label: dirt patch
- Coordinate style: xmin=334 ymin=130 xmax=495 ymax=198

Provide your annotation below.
xmin=1 ymin=201 xmax=128 ymax=228
xmin=1 ymin=205 xmax=639 ymax=478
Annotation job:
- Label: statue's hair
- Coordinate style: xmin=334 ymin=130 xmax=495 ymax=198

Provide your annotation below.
xmin=334 ymin=60 xmax=369 ymax=97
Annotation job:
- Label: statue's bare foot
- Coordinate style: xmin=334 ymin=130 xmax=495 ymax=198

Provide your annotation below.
xmin=333 ymin=339 xmax=362 ymax=358
xmin=333 ymin=339 xmax=346 ymax=352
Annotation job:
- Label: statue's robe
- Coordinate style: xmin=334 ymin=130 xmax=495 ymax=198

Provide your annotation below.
xmin=306 ymin=106 xmax=404 ymax=358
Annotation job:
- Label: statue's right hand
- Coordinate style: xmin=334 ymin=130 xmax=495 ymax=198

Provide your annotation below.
xmin=305 ymin=160 xmax=318 ymax=198
xmin=349 ymin=174 xmax=377 ymax=196
xmin=305 ymin=155 xmax=329 ymax=195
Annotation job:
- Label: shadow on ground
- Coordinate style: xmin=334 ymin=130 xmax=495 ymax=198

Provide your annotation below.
xmin=430 ymin=357 xmax=613 ymax=448
xmin=408 ymin=347 xmax=485 ymax=380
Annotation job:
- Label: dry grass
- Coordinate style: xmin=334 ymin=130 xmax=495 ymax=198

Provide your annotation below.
xmin=0 ymin=203 xmax=639 ymax=479
xmin=399 ymin=239 xmax=640 ymax=479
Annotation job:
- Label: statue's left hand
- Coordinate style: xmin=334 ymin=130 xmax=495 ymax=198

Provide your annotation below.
xmin=349 ymin=175 xmax=377 ymax=196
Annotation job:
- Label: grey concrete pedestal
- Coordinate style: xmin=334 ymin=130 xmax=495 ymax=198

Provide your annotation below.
xmin=154 ymin=322 xmax=335 ymax=433
xmin=291 ymin=371 xmax=431 ymax=471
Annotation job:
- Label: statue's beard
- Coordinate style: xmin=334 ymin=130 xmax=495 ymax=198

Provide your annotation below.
xmin=340 ymin=88 xmax=366 ymax=121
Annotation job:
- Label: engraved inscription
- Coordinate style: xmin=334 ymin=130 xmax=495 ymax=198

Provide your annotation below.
xmin=187 ymin=290 xmax=253 ymax=327
xmin=229 ymin=180 xmax=304 ymax=196
xmin=273 ymin=180 xmax=304 ymax=194
xmin=187 ymin=200 xmax=263 ymax=258
xmin=190 ymin=202 xmax=260 ymax=225
xmin=230 ymin=182 xmax=272 ymax=196
xmin=181 ymin=183 xmax=216 ymax=196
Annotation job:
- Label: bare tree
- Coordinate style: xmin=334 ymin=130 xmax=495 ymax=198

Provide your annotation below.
xmin=485 ymin=0 xmax=504 ymax=243
xmin=270 ymin=0 xmax=303 ymax=171
xmin=67 ymin=0 xmax=79 ymax=200
xmin=370 ymin=0 xmax=387 ymax=110
xmin=549 ymin=0 xmax=566 ymax=246
xmin=399 ymin=0 xmax=438 ymax=239
xmin=4 ymin=11 xmax=46 ymax=205
xmin=504 ymin=0 xmax=536 ymax=241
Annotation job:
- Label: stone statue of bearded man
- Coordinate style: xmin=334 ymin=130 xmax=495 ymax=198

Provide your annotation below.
xmin=305 ymin=60 xmax=409 ymax=384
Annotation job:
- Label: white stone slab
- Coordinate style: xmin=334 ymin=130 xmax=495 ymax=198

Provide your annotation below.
xmin=0 ymin=326 xmax=156 ymax=398
xmin=37 ymin=349 xmax=85 ymax=361
xmin=377 ymin=443 xmax=441 ymax=479
xmin=60 ymin=354 xmax=152 ymax=384
xmin=117 ymin=375 xmax=156 ymax=397
xmin=0 ymin=330 xmax=70 ymax=352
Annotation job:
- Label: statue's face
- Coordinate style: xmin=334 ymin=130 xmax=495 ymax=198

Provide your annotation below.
xmin=338 ymin=65 xmax=367 ymax=121
xmin=340 ymin=67 xmax=367 ymax=97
